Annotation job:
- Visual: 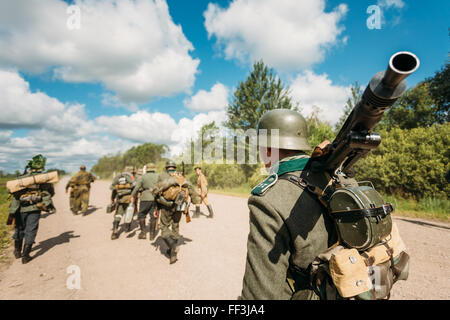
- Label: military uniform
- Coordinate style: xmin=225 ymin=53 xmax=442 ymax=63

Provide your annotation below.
xmin=241 ymin=155 xmax=340 ymax=299
xmin=9 ymin=155 xmax=56 ymax=264
xmin=110 ymin=170 xmax=136 ymax=240
xmin=66 ymin=165 xmax=95 ymax=215
xmin=131 ymin=163 xmax=159 ymax=240
xmin=193 ymin=169 xmax=214 ymax=219
xmin=154 ymin=161 xmax=201 ymax=264
xmin=240 ymin=109 xmax=338 ymax=300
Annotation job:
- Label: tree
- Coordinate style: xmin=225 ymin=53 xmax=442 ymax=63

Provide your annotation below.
xmin=380 ymin=82 xmax=438 ymax=130
xmin=426 ymin=62 xmax=449 ymax=123
xmin=306 ymin=106 xmax=336 ymax=148
xmin=335 ymin=82 xmax=362 ymax=132
xmin=225 ymin=60 xmax=295 ymax=131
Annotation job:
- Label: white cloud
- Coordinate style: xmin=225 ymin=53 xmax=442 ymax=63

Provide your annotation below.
xmin=96 ymin=109 xmax=227 ymax=156
xmin=0 ymin=0 xmax=199 ymax=104
xmin=0 ymin=130 xmax=12 ymax=143
xmin=184 ymin=83 xmax=229 ymax=111
xmin=0 ymin=70 xmax=227 ymax=172
xmin=204 ymin=0 xmax=347 ymax=70
xmin=0 ymin=69 xmax=96 ymax=136
xmin=289 ymin=71 xmax=351 ymax=125
xmin=96 ymin=111 xmax=178 ymax=145
xmin=101 ymin=93 xmax=139 ymax=112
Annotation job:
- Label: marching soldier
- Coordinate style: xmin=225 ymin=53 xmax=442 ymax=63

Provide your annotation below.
xmin=192 ymin=166 xmax=214 ymax=219
xmin=131 ymin=163 xmax=159 ymax=240
xmin=240 ymin=109 xmax=339 ymax=299
xmin=9 ymin=154 xmax=56 ymax=264
xmin=110 ymin=166 xmax=136 ymax=240
xmin=153 ymin=160 xmax=201 ymax=264
xmin=65 ymin=165 xmax=95 ymax=215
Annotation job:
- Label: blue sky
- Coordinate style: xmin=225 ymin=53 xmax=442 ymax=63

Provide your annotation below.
xmin=0 ymin=0 xmax=448 ymax=173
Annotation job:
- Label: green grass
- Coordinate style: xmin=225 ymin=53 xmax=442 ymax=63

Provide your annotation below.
xmin=209 ymin=186 xmax=252 ymax=198
xmin=0 ymin=178 xmax=13 ymax=263
xmin=383 ymin=194 xmax=449 ymax=222
xmin=211 ymin=185 xmax=449 ymax=222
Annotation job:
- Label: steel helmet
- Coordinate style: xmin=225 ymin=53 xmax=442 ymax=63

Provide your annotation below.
xmin=257 ymin=109 xmax=311 ymax=151
xmin=165 ymin=160 xmax=176 ymax=169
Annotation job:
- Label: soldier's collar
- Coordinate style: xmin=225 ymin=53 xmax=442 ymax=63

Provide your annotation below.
xmin=251 ymin=155 xmax=310 ymax=196
xmin=270 ymin=154 xmax=310 ymax=176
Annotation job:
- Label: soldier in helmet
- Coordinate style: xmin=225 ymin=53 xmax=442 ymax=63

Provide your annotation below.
xmin=131 ymin=163 xmax=159 ymax=240
xmin=192 ymin=166 xmax=214 ymax=219
xmin=9 ymin=154 xmax=56 ymax=264
xmin=110 ymin=166 xmax=136 ymax=240
xmin=240 ymin=109 xmax=339 ymax=299
xmin=153 ymin=160 xmax=201 ymax=264
xmin=65 ymin=165 xmax=96 ymax=215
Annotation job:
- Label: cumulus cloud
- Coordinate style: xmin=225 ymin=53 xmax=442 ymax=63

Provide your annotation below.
xmin=204 ymin=0 xmax=348 ymax=70
xmin=96 ymin=109 xmax=227 ymax=156
xmin=0 ymin=69 xmax=96 ymax=136
xmin=0 ymin=70 xmax=227 ymax=172
xmin=0 ymin=69 xmax=133 ymax=172
xmin=0 ymin=130 xmax=12 ymax=143
xmin=0 ymin=0 xmax=199 ymax=103
xmin=289 ymin=71 xmax=351 ymax=125
xmin=183 ymin=83 xmax=229 ymax=111
xmin=96 ymin=111 xmax=178 ymax=145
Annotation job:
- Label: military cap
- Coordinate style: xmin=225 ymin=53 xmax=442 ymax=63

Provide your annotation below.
xmin=165 ymin=160 xmax=176 ymax=169
xmin=257 ymin=109 xmax=311 ymax=151
xmin=80 ymin=165 xmax=86 ymax=170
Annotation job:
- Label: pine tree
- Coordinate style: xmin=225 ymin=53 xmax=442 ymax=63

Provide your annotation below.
xmin=225 ymin=60 xmax=295 ymax=131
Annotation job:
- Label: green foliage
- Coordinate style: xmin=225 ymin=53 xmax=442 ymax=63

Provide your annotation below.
xmin=426 ymin=62 xmax=449 ymax=123
xmin=335 ymin=81 xmax=362 ymax=132
xmin=380 ymin=82 xmax=439 ymax=130
xmin=305 ymin=107 xmax=336 ymax=148
xmin=92 ymin=143 xmax=168 ymax=178
xmin=0 ymin=178 xmax=12 ymax=262
xmin=225 ymin=60 xmax=295 ymax=131
xmin=354 ymin=123 xmax=450 ymax=199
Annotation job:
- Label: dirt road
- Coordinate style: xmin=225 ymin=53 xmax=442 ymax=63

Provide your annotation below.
xmin=0 ymin=178 xmax=448 ymax=300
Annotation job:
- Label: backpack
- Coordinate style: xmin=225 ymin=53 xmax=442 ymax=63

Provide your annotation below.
xmin=162 ymin=174 xmax=189 ymax=206
xmin=281 ymin=174 xmax=410 ymax=300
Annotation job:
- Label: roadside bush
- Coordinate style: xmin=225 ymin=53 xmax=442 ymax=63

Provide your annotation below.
xmin=355 ymin=123 xmax=450 ymax=199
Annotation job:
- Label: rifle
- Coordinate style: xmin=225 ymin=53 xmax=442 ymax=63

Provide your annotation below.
xmin=310 ymin=51 xmax=420 ymax=179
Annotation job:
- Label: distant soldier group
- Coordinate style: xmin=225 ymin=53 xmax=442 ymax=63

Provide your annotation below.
xmin=106 ymin=161 xmax=214 ymax=264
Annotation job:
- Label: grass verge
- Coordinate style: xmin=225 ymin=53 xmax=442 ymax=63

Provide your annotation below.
xmin=0 ymin=179 xmax=12 ymax=264
xmin=211 ymin=186 xmax=449 ymax=222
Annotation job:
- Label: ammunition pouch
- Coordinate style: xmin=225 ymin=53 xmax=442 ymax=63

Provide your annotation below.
xmin=115 ymin=183 xmax=132 ymax=190
xmin=156 ymin=195 xmax=174 ymax=208
xmin=19 ymin=191 xmax=42 ymax=206
xmin=118 ymin=194 xmax=132 ymax=204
